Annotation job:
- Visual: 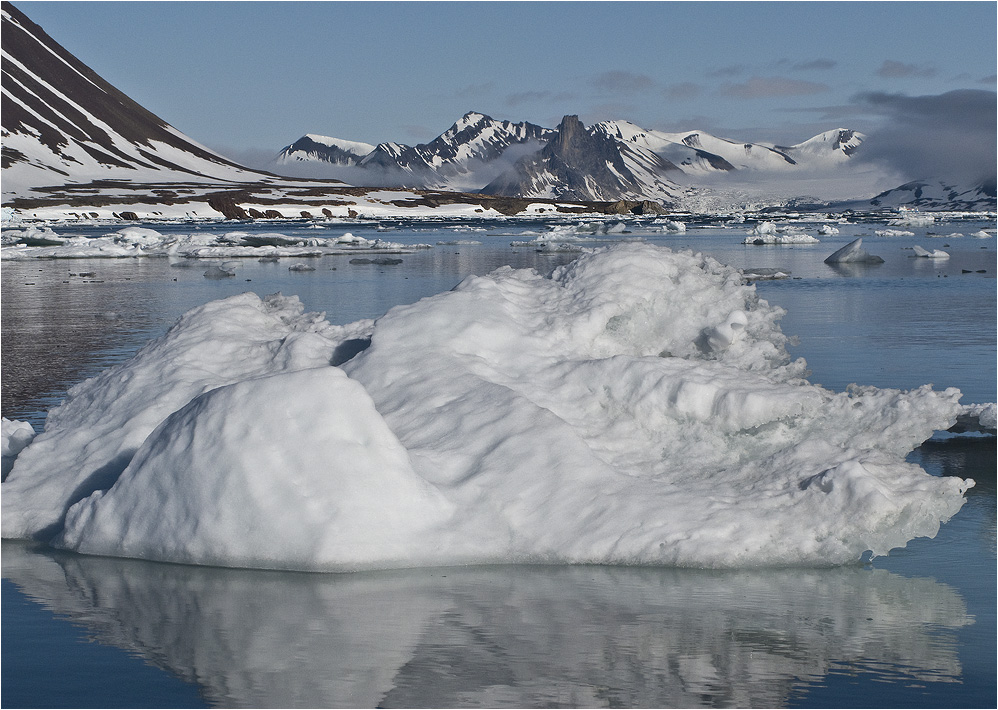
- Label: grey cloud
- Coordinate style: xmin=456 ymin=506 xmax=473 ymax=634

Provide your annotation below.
xmin=212 ymin=146 xmax=283 ymax=171
xmin=665 ymin=82 xmax=702 ymax=100
xmin=402 ymin=124 xmax=433 ymax=141
xmin=505 ymin=90 xmax=574 ymax=107
xmin=793 ymin=59 xmax=837 ymax=71
xmin=979 ymin=74 xmax=997 ymax=85
xmin=720 ymin=76 xmax=830 ymax=99
xmin=853 ymin=89 xmax=997 ymax=183
xmin=456 ymin=82 xmax=496 ymax=99
xmin=876 ymin=60 xmax=937 ymax=79
xmin=707 ymin=65 xmax=744 ymax=78
xmin=591 ymin=71 xmax=657 ymax=94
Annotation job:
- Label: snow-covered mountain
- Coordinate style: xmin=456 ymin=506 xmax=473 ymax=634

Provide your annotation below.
xmin=479 ymin=115 xmax=685 ymax=203
xmin=839 ymin=178 xmax=998 ymax=212
xmin=0 ymin=1 xmax=280 ymax=199
xmin=273 ymin=112 xmax=555 ymax=191
xmin=272 ymin=113 xmax=875 ymax=204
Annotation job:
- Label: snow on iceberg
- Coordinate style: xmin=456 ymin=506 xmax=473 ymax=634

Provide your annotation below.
xmin=1 ymin=244 xmax=978 ymax=571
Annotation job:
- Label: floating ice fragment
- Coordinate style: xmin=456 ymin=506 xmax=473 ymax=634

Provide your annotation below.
xmin=204 ymin=265 xmax=235 ymax=278
xmin=824 ymin=238 xmax=884 ymax=264
xmin=912 ymin=245 xmax=949 ymax=259
xmin=742 ymin=268 xmax=792 ymax=280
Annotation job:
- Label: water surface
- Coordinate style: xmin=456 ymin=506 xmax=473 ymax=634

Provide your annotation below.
xmin=2 ymin=215 xmax=995 ymax=707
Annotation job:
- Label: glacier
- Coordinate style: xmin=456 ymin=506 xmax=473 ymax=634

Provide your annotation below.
xmin=1 ymin=244 xmax=982 ymax=571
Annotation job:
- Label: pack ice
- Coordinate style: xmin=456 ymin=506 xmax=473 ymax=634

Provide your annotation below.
xmin=1 ymin=244 xmax=979 ymax=571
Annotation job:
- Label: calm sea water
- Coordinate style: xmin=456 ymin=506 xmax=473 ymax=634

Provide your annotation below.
xmin=2 ymin=216 xmax=995 ymax=708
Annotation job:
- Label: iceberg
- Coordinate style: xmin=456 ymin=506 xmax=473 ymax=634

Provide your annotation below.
xmin=1 ymin=244 xmax=978 ymax=571
xmin=824 ymin=238 xmax=884 ymax=264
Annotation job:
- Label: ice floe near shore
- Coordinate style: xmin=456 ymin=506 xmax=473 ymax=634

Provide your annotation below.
xmin=0 ymin=226 xmax=418 ymax=259
xmin=1 ymin=244 xmax=984 ymax=571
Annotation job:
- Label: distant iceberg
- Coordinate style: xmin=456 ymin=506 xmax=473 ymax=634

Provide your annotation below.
xmin=2 ymin=244 xmax=979 ymax=571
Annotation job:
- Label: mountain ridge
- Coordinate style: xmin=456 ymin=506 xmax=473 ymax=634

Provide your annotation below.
xmin=269 ymin=113 xmax=876 ymax=205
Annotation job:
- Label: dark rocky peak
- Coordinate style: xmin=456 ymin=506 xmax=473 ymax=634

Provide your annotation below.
xmin=551 ymin=115 xmax=586 ymax=153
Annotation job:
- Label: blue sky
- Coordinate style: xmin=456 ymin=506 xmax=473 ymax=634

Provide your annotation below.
xmin=17 ymin=1 xmax=998 ymax=173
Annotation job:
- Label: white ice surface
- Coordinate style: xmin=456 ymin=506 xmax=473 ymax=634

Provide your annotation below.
xmin=1 ymin=244 xmax=979 ymax=571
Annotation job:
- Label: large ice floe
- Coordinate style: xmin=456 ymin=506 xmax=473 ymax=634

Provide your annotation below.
xmin=1 ymin=244 xmax=982 ymax=571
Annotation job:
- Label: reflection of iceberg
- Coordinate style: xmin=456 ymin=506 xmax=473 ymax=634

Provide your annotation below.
xmin=823 ymin=238 xmax=884 ymax=264
xmin=2 ymin=244 xmax=979 ymax=570
xmin=2 ymin=543 xmax=972 ymax=709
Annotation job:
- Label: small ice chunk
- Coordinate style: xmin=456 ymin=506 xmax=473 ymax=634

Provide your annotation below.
xmin=204 ymin=265 xmax=235 ymax=279
xmin=912 ymin=245 xmax=949 ymax=259
xmin=1 ymin=418 xmax=35 ymax=458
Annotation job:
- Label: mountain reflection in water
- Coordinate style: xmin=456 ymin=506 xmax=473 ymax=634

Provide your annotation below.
xmin=2 ymin=543 xmax=970 ymax=708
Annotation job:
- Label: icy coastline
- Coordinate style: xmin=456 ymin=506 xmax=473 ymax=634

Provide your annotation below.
xmin=0 ymin=225 xmax=423 ymax=259
xmin=1 ymin=243 xmax=985 ymax=571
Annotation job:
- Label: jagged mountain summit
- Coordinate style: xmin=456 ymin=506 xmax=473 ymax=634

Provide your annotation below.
xmin=274 ymin=112 xmax=555 ymax=192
